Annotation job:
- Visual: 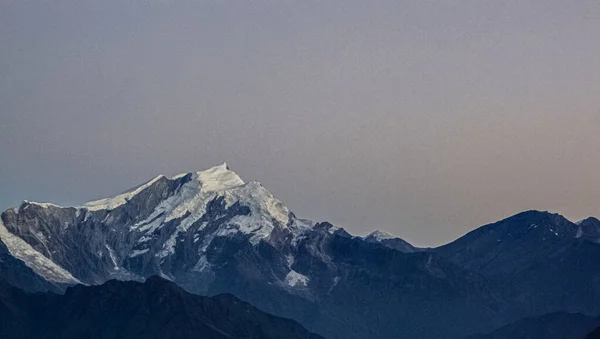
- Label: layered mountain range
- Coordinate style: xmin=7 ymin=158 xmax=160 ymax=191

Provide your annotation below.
xmin=1 ymin=163 xmax=599 ymax=339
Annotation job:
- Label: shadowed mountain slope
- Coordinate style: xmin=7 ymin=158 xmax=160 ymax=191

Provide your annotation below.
xmin=466 ymin=312 xmax=600 ymax=339
xmin=0 ymin=275 xmax=324 ymax=339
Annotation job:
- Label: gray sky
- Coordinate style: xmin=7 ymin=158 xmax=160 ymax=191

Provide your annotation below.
xmin=1 ymin=1 xmax=600 ymax=247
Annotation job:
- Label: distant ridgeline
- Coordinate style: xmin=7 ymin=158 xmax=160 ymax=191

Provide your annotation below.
xmin=0 ymin=275 xmax=323 ymax=339
xmin=1 ymin=163 xmax=600 ymax=339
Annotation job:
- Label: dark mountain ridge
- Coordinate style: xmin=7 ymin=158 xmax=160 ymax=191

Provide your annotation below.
xmin=466 ymin=311 xmax=600 ymax=339
xmin=437 ymin=210 xmax=600 ymax=316
xmin=0 ymin=275 xmax=323 ymax=339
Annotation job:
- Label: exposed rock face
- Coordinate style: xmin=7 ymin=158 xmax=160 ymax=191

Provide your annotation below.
xmin=577 ymin=217 xmax=600 ymax=240
xmin=0 ymin=276 xmax=324 ymax=339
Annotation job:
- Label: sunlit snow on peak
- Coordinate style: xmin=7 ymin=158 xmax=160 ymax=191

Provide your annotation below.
xmin=84 ymin=175 xmax=166 ymax=211
xmin=196 ymin=162 xmax=245 ymax=192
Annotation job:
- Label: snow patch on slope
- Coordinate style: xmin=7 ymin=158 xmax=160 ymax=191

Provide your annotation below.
xmin=105 ymin=244 xmax=120 ymax=271
xmin=130 ymin=249 xmax=149 ymax=258
xmin=285 ymin=270 xmax=309 ymax=287
xmin=84 ymin=175 xmax=166 ymax=211
xmin=365 ymin=230 xmax=396 ymax=241
xmin=192 ymin=255 xmax=211 ymax=272
xmin=0 ymin=219 xmax=80 ymax=284
xmin=221 ymin=181 xmax=293 ymax=243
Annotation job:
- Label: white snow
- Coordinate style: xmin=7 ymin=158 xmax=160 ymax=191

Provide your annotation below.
xmin=171 ymin=163 xmax=244 ymax=191
xmin=105 ymin=244 xmax=120 ymax=271
xmin=134 ymin=164 xmax=245 ymax=235
xmin=286 ymin=254 xmax=295 ymax=267
xmin=325 ymin=224 xmax=340 ymax=234
xmin=157 ymin=236 xmax=177 ymax=259
xmin=138 ymin=235 xmax=153 ymax=243
xmin=328 ymin=276 xmax=341 ymax=293
xmin=285 ymin=270 xmax=309 ymax=287
xmin=192 ymin=255 xmax=211 ymax=272
xmin=21 ymin=163 xmax=295 ymax=250
xmin=171 ymin=172 xmax=190 ymax=180
xmin=84 ymin=175 xmax=166 ymax=211
xmin=220 ymin=181 xmax=293 ymax=244
xmin=130 ymin=248 xmax=149 ymax=257
xmin=0 ymin=219 xmax=80 ymax=284
xmin=197 ymin=162 xmax=245 ymax=191
xmin=366 ymin=230 xmax=396 ymax=241
xmin=132 ymin=164 xmax=299 ymax=258
xmin=25 ymin=201 xmax=63 ymax=209
xmin=83 ymin=210 xmax=91 ymax=222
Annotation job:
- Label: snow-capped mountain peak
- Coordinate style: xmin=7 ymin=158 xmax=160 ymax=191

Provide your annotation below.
xmin=84 ymin=163 xmax=244 ymax=212
xmin=126 ymin=164 xmax=297 ymax=244
xmin=1 ymin=163 xmax=312 ymax=284
xmin=174 ymin=162 xmax=245 ymax=192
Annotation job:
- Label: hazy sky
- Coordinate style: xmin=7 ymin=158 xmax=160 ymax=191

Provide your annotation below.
xmin=1 ymin=1 xmax=600 ymax=246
